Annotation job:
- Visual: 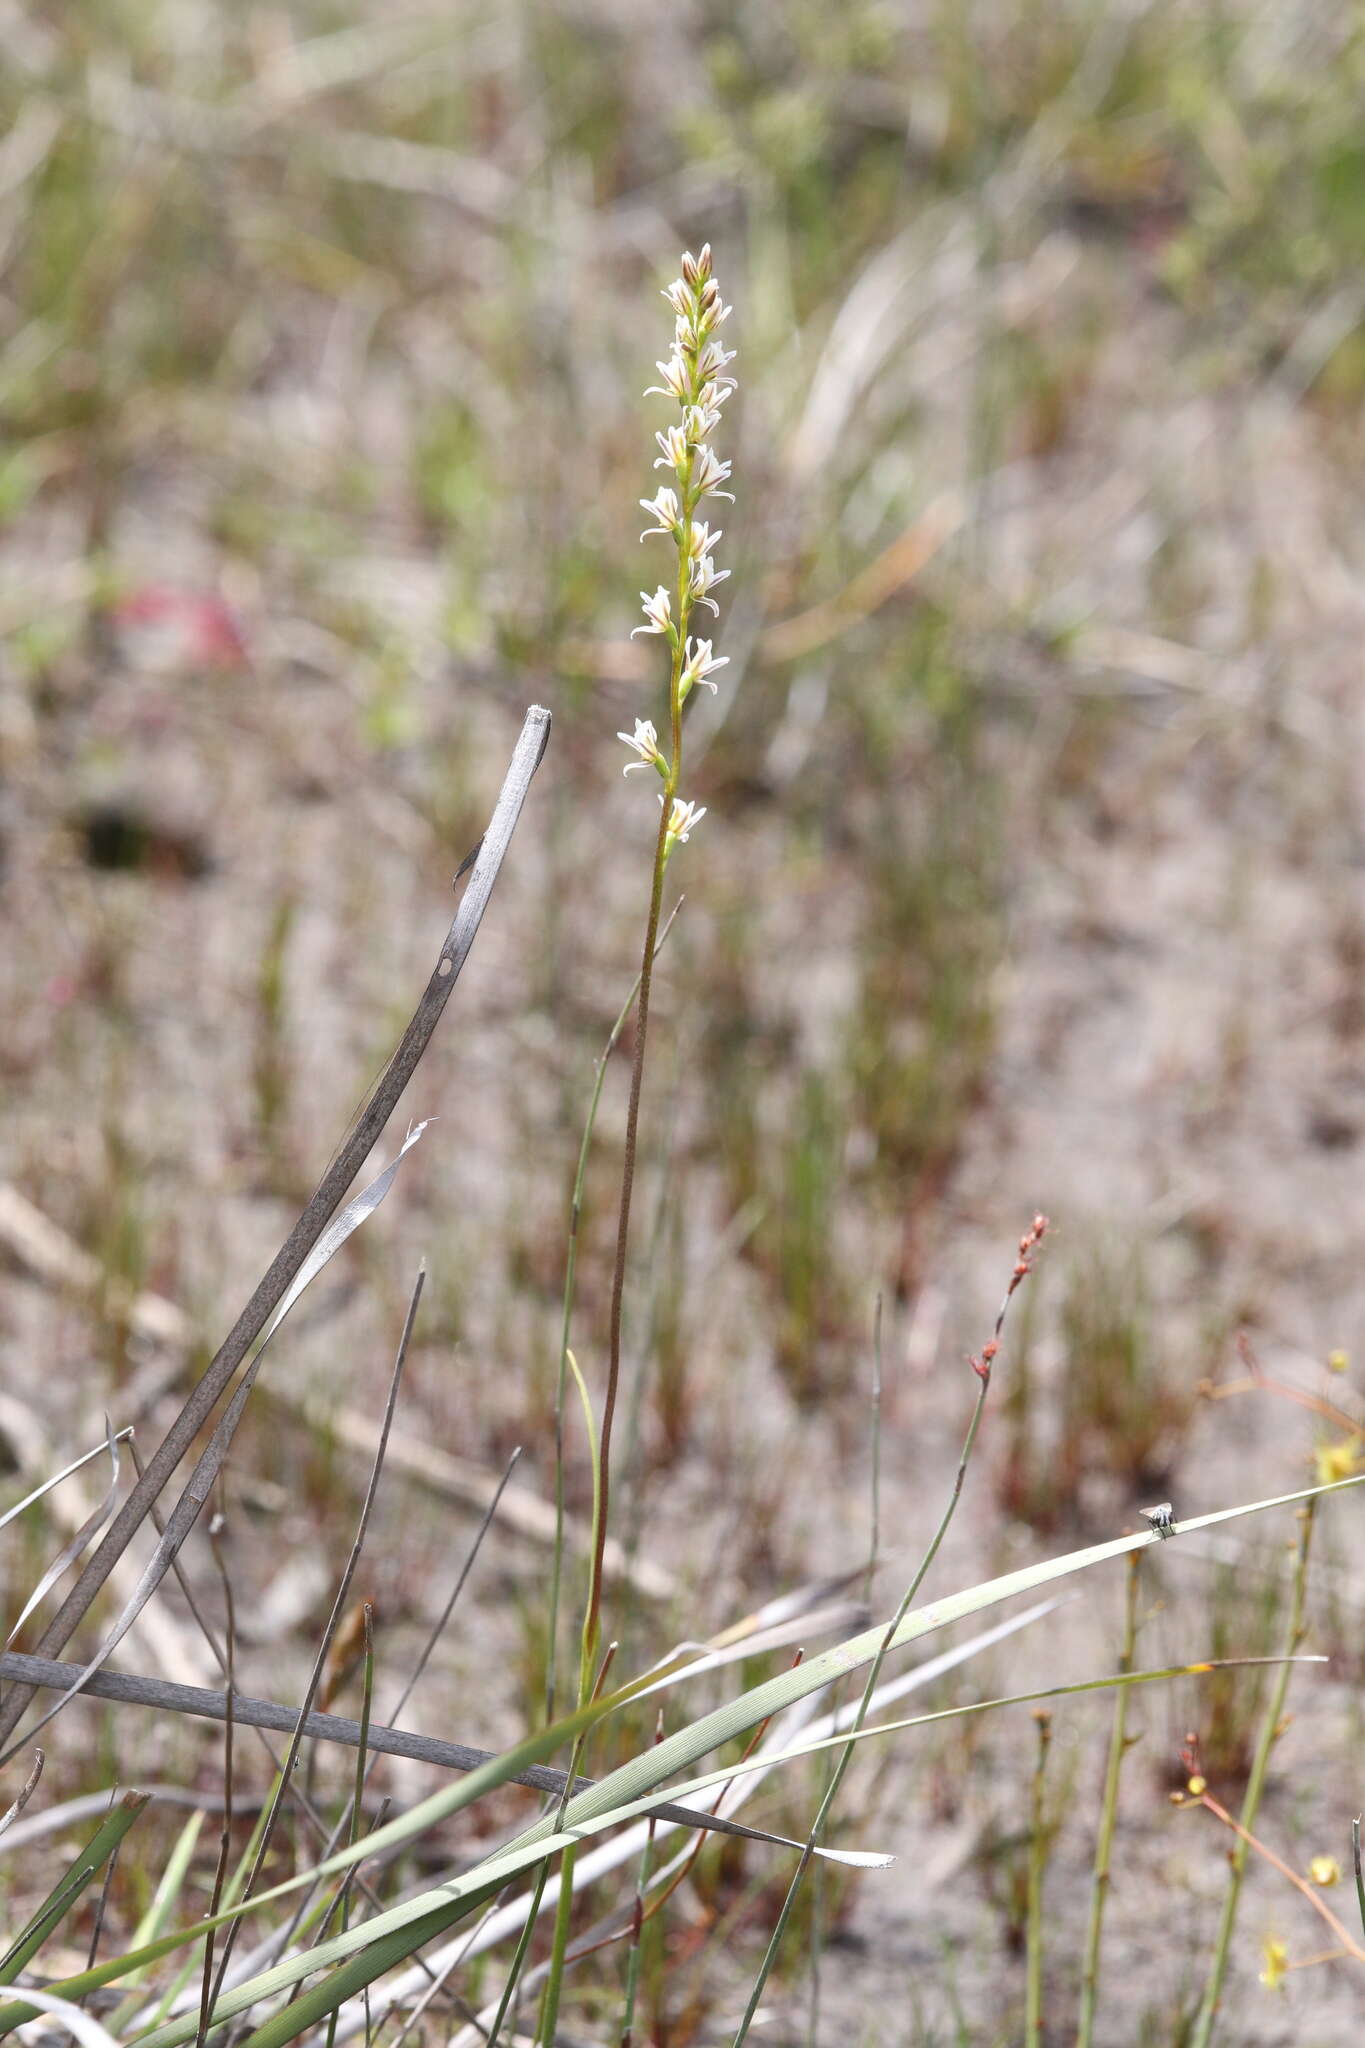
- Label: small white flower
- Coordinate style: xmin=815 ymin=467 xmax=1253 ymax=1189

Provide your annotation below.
xmin=618 ymin=718 xmax=665 ymax=774
xmin=639 ymin=487 xmax=681 ymax=540
xmin=691 ymin=446 xmax=734 ymax=500
xmin=681 ymin=245 xmax=712 ymax=285
xmin=645 ymin=354 xmax=690 ymax=402
xmin=680 ymin=637 xmax=729 ymax=695
xmin=674 ymin=312 xmax=698 ymax=353
xmin=697 ymin=338 xmax=737 ymax=380
xmin=685 ymin=520 xmax=722 ymax=558
xmin=696 ymin=281 xmax=731 ymax=330
xmin=660 ymin=794 xmax=707 ymax=845
xmin=683 ymin=404 xmax=720 ymax=446
xmin=653 ymin=423 xmax=689 ymax=473
xmin=662 ymin=278 xmax=691 ymax=317
xmin=688 ymin=554 xmax=730 ymax=614
xmin=631 ymin=586 xmax=673 ymax=638
xmin=695 ymin=380 xmax=734 ymax=416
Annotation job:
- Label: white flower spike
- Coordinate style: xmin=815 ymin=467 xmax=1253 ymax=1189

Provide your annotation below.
xmin=623 ymin=243 xmax=735 ymax=853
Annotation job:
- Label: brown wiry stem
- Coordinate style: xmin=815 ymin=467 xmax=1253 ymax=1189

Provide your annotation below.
xmin=581 ymin=799 xmax=671 ymax=1683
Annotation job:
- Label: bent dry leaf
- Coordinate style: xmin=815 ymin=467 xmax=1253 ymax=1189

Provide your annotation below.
xmin=0 ymin=1423 xmax=135 ymax=1537
xmin=5 ymin=1418 xmax=126 ymax=1651
xmin=0 ymin=1128 xmax=433 ymax=1769
xmin=0 ymin=705 xmax=550 ymax=1756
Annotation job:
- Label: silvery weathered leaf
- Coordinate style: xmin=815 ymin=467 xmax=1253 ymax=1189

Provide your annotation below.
xmin=5 ymin=1419 xmax=126 ymax=1649
xmin=0 ymin=1422 xmax=134 ymax=1537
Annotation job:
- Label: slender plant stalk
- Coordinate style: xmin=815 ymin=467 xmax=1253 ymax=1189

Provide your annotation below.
xmin=1190 ymin=1501 xmax=1316 ymax=2046
xmin=1354 ymin=1816 xmax=1364 ymax=1943
xmin=730 ymin=1218 xmax=1048 ymax=2045
xmin=866 ymin=1294 xmax=884 ymax=1606
xmin=1024 ymin=1709 xmax=1052 ymax=2046
xmin=195 ymin=1516 xmax=237 ymax=2048
xmin=1189 ymin=1789 xmax=1365 ymax=1963
xmin=619 ymin=1811 xmax=657 ymax=2048
xmin=322 ymin=1607 xmax=374 ymax=2048
xmin=536 ymin=1644 xmax=618 ymax=2048
xmin=540 ymin=245 xmax=737 ymax=2044
xmin=1077 ymin=1549 xmax=1141 ymax=2045
xmin=546 ymin=901 xmax=681 ymax=1725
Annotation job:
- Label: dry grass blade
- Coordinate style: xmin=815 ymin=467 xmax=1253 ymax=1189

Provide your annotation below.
xmin=0 ymin=1749 xmax=43 ymax=1842
xmin=4 ymin=1417 xmax=125 ymax=1651
xmin=0 ymin=1419 xmax=134 ymax=1537
xmin=0 ymin=705 xmax=550 ymax=1755
xmin=0 ymin=1986 xmax=121 ymax=2048
xmin=0 ymin=1141 xmax=434 ymax=1768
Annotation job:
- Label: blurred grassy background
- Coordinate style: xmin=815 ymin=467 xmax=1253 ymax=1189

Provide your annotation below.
xmin=3 ymin=2 xmax=1365 ymax=2039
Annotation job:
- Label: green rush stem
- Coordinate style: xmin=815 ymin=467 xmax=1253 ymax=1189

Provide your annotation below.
xmin=1025 ymin=1710 xmax=1052 ymax=2048
xmin=732 ymin=1364 xmax=997 ymax=2046
xmin=1190 ymin=1501 xmax=1317 ymax=2048
xmin=1078 ymin=1549 xmax=1140 ymax=2047
xmin=536 ymin=1649 xmax=618 ymax=2048
xmin=619 ymin=1817 xmax=656 ymax=2048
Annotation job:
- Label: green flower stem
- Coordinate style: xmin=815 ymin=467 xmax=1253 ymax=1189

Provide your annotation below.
xmin=546 ymin=903 xmax=681 ymax=1727
xmin=1078 ymin=1549 xmax=1141 ymax=2046
xmin=1190 ymin=1501 xmax=1316 ymax=2046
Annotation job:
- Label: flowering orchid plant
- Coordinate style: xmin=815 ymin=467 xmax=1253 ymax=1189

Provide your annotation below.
xmin=617 ymin=243 xmax=735 ymax=861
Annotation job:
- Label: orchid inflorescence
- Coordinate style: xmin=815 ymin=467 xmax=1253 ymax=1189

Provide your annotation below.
xmin=617 ymin=243 xmax=735 ymax=860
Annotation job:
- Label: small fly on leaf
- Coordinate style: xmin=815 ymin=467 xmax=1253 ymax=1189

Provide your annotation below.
xmin=1141 ymin=1502 xmax=1176 ymax=1540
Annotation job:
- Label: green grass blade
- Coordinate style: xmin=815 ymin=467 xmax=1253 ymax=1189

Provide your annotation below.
xmin=0 ymin=1792 xmax=149 ymax=1985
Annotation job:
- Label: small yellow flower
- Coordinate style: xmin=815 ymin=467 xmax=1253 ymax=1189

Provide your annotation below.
xmin=1186 ymin=1774 xmax=1207 ymax=1797
xmin=1309 ymin=1855 xmax=1340 ymax=1887
xmin=1315 ymin=1435 xmax=1364 ymax=1486
xmin=1258 ymin=1935 xmax=1289 ymax=1991
xmin=1326 ymin=1348 xmax=1348 ymax=1374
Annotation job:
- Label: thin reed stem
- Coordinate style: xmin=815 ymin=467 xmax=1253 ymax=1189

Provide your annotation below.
xmin=537 ymin=1645 xmax=619 ymax=2048
xmin=1024 ymin=1709 xmax=1052 ymax=2047
xmin=1077 ymin=1549 xmax=1140 ymax=2045
xmin=730 ymin=1218 xmax=1047 ymax=2045
xmin=1190 ymin=1790 xmax=1365 ymax=1964
xmin=1190 ymin=1501 xmax=1316 ymax=2045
